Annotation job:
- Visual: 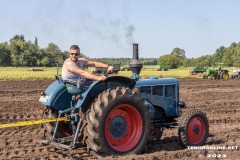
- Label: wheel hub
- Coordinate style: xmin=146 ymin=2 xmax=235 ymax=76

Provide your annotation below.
xmin=187 ymin=116 xmax=206 ymax=144
xmin=193 ymin=126 xmax=199 ymax=134
xmin=109 ymin=116 xmax=127 ymax=138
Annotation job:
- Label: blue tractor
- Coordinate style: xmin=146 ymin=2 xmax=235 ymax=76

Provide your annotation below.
xmin=39 ymin=44 xmax=209 ymax=158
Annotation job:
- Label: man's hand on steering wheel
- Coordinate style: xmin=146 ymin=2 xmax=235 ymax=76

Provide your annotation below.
xmin=98 ymin=75 xmax=107 ymax=81
xmin=107 ymin=64 xmax=114 ymax=74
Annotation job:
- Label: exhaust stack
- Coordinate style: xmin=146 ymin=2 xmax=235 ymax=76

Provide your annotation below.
xmin=129 ymin=44 xmax=143 ymax=75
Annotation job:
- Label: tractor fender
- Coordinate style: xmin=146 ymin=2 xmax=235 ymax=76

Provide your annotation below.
xmin=222 ymin=70 xmax=229 ymax=73
xmin=39 ymin=79 xmax=72 ymax=111
xmin=40 ymin=76 xmax=135 ymax=112
xmin=77 ymin=76 xmax=136 ymax=111
xmin=143 ymin=99 xmax=155 ymax=119
xmin=105 ymin=76 xmax=136 ymax=89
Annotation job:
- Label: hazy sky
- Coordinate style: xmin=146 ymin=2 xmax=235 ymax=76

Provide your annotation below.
xmin=1 ymin=0 xmax=240 ymax=58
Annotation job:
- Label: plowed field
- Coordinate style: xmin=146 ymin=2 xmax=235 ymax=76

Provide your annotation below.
xmin=0 ymin=79 xmax=239 ymax=160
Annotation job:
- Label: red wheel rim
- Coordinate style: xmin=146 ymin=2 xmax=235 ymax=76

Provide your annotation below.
xmin=187 ymin=116 xmax=206 ymax=144
xmin=105 ymin=104 xmax=143 ymax=152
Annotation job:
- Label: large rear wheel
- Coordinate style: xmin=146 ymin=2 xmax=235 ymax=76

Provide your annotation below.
xmin=178 ymin=109 xmax=209 ymax=147
xmin=82 ymin=87 xmax=151 ymax=157
xmin=221 ymin=72 xmax=229 ymax=80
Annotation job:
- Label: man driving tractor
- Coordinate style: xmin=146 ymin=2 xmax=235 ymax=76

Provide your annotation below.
xmin=62 ymin=45 xmax=113 ymax=85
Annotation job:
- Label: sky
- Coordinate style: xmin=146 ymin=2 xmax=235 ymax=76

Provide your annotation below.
xmin=1 ymin=0 xmax=240 ymax=58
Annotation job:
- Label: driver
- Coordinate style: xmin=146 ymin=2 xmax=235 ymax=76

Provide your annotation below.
xmin=62 ymin=45 xmax=113 ymax=85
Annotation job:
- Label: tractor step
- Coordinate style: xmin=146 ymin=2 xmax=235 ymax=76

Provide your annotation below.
xmin=57 ymin=136 xmax=74 ymax=143
xmin=40 ymin=140 xmax=73 ymax=150
xmin=40 ymin=136 xmax=76 ymax=150
xmin=41 ymin=136 xmax=74 ymax=144
xmin=49 ymin=141 xmax=73 ymax=150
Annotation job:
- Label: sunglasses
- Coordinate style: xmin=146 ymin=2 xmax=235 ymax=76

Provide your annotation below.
xmin=70 ymin=53 xmax=79 ymax=56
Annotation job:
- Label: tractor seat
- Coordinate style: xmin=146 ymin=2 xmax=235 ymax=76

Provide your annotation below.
xmin=65 ymin=83 xmax=83 ymax=95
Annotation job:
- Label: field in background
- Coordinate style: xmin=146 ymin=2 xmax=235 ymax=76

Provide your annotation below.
xmin=0 ymin=66 xmax=234 ymax=80
xmin=1 ymin=79 xmax=240 ymax=159
xmin=0 ymin=67 xmax=59 ymax=80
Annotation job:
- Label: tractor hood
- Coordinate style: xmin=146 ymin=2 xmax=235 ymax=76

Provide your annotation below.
xmin=135 ymin=77 xmax=179 ymax=86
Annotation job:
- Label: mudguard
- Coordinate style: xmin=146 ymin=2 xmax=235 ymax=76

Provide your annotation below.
xmin=76 ymin=76 xmax=136 ymax=111
xmin=39 ymin=79 xmax=72 ymax=111
xmin=39 ymin=76 xmax=135 ymax=112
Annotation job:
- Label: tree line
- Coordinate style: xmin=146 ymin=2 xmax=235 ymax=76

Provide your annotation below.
xmin=0 ymin=35 xmax=69 ymax=67
xmin=0 ymin=35 xmax=157 ymax=67
xmin=1 ymin=35 xmax=240 ymax=68
xmin=158 ymin=42 xmax=240 ymax=68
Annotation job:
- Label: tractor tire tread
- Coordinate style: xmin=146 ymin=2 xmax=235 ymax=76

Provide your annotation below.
xmin=178 ymin=109 xmax=209 ymax=147
xmin=82 ymin=87 xmax=151 ymax=156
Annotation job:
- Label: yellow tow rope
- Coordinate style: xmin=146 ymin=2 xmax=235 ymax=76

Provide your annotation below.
xmin=0 ymin=117 xmax=68 ymax=129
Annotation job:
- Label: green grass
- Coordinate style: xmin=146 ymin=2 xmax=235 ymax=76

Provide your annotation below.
xmin=0 ymin=67 xmax=59 ymax=80
xmin=0 ymin=67 xmax=202 ymax=80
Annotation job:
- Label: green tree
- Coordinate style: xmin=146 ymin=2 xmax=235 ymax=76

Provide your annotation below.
xmin=213 ymin=46 xmax=225 ymax=62
xmin=44 ymin=43 xmax=62 ymax=66
xmin=158 ymin=54 xmax=182 ymax=68
xmin=171 ymin=47 xmax=186 ymax=58
xmin=34 ymin=36 xmax=38 ymax=45
xmin=8 ymin=35 xmax=27 ymax=66
xmin=37 ymin=59 xmax=41 ymax=67
xmin=0 ymin=43 xmax=11 ymax=66
xmin=41 ymin=57 xmax=50 ymax=67
xmin=234 ymin=46 xmax=240 ymax=67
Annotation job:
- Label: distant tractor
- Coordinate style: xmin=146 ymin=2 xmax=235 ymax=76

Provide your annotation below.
xmin=156 ymin=65 xmax=169 ymax=71
xmin=203 ymin=68 xmax=229 ymax=80
xmin=188 ymin=67 xmax=207 ymax=75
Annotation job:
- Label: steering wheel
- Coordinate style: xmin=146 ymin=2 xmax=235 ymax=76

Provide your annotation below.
xmin=92 ymin=68 xmax=110 ymax=77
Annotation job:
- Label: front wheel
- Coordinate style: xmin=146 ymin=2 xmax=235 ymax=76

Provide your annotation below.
xmin=178 ymin=109 xmax=209 ymax=147
xmin=210 ymin=75 xmax=216 ymax=80
xmin=82 ymin=87 xmax=151 ymax=156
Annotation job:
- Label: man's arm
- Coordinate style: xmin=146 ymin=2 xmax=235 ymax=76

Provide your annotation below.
xmin=84 ymin=60 xmax=114 ymax=73
xmin=65 ymin=61 xmax=106 ymax=81
xmin=84 ymin=60 xmax=108 ymax=68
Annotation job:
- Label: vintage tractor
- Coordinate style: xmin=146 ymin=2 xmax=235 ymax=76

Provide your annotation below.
xmin=203 ymin=68 xmax=229 ymax=80
xmin=39 ymin=44 xmax=209 ymax=158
